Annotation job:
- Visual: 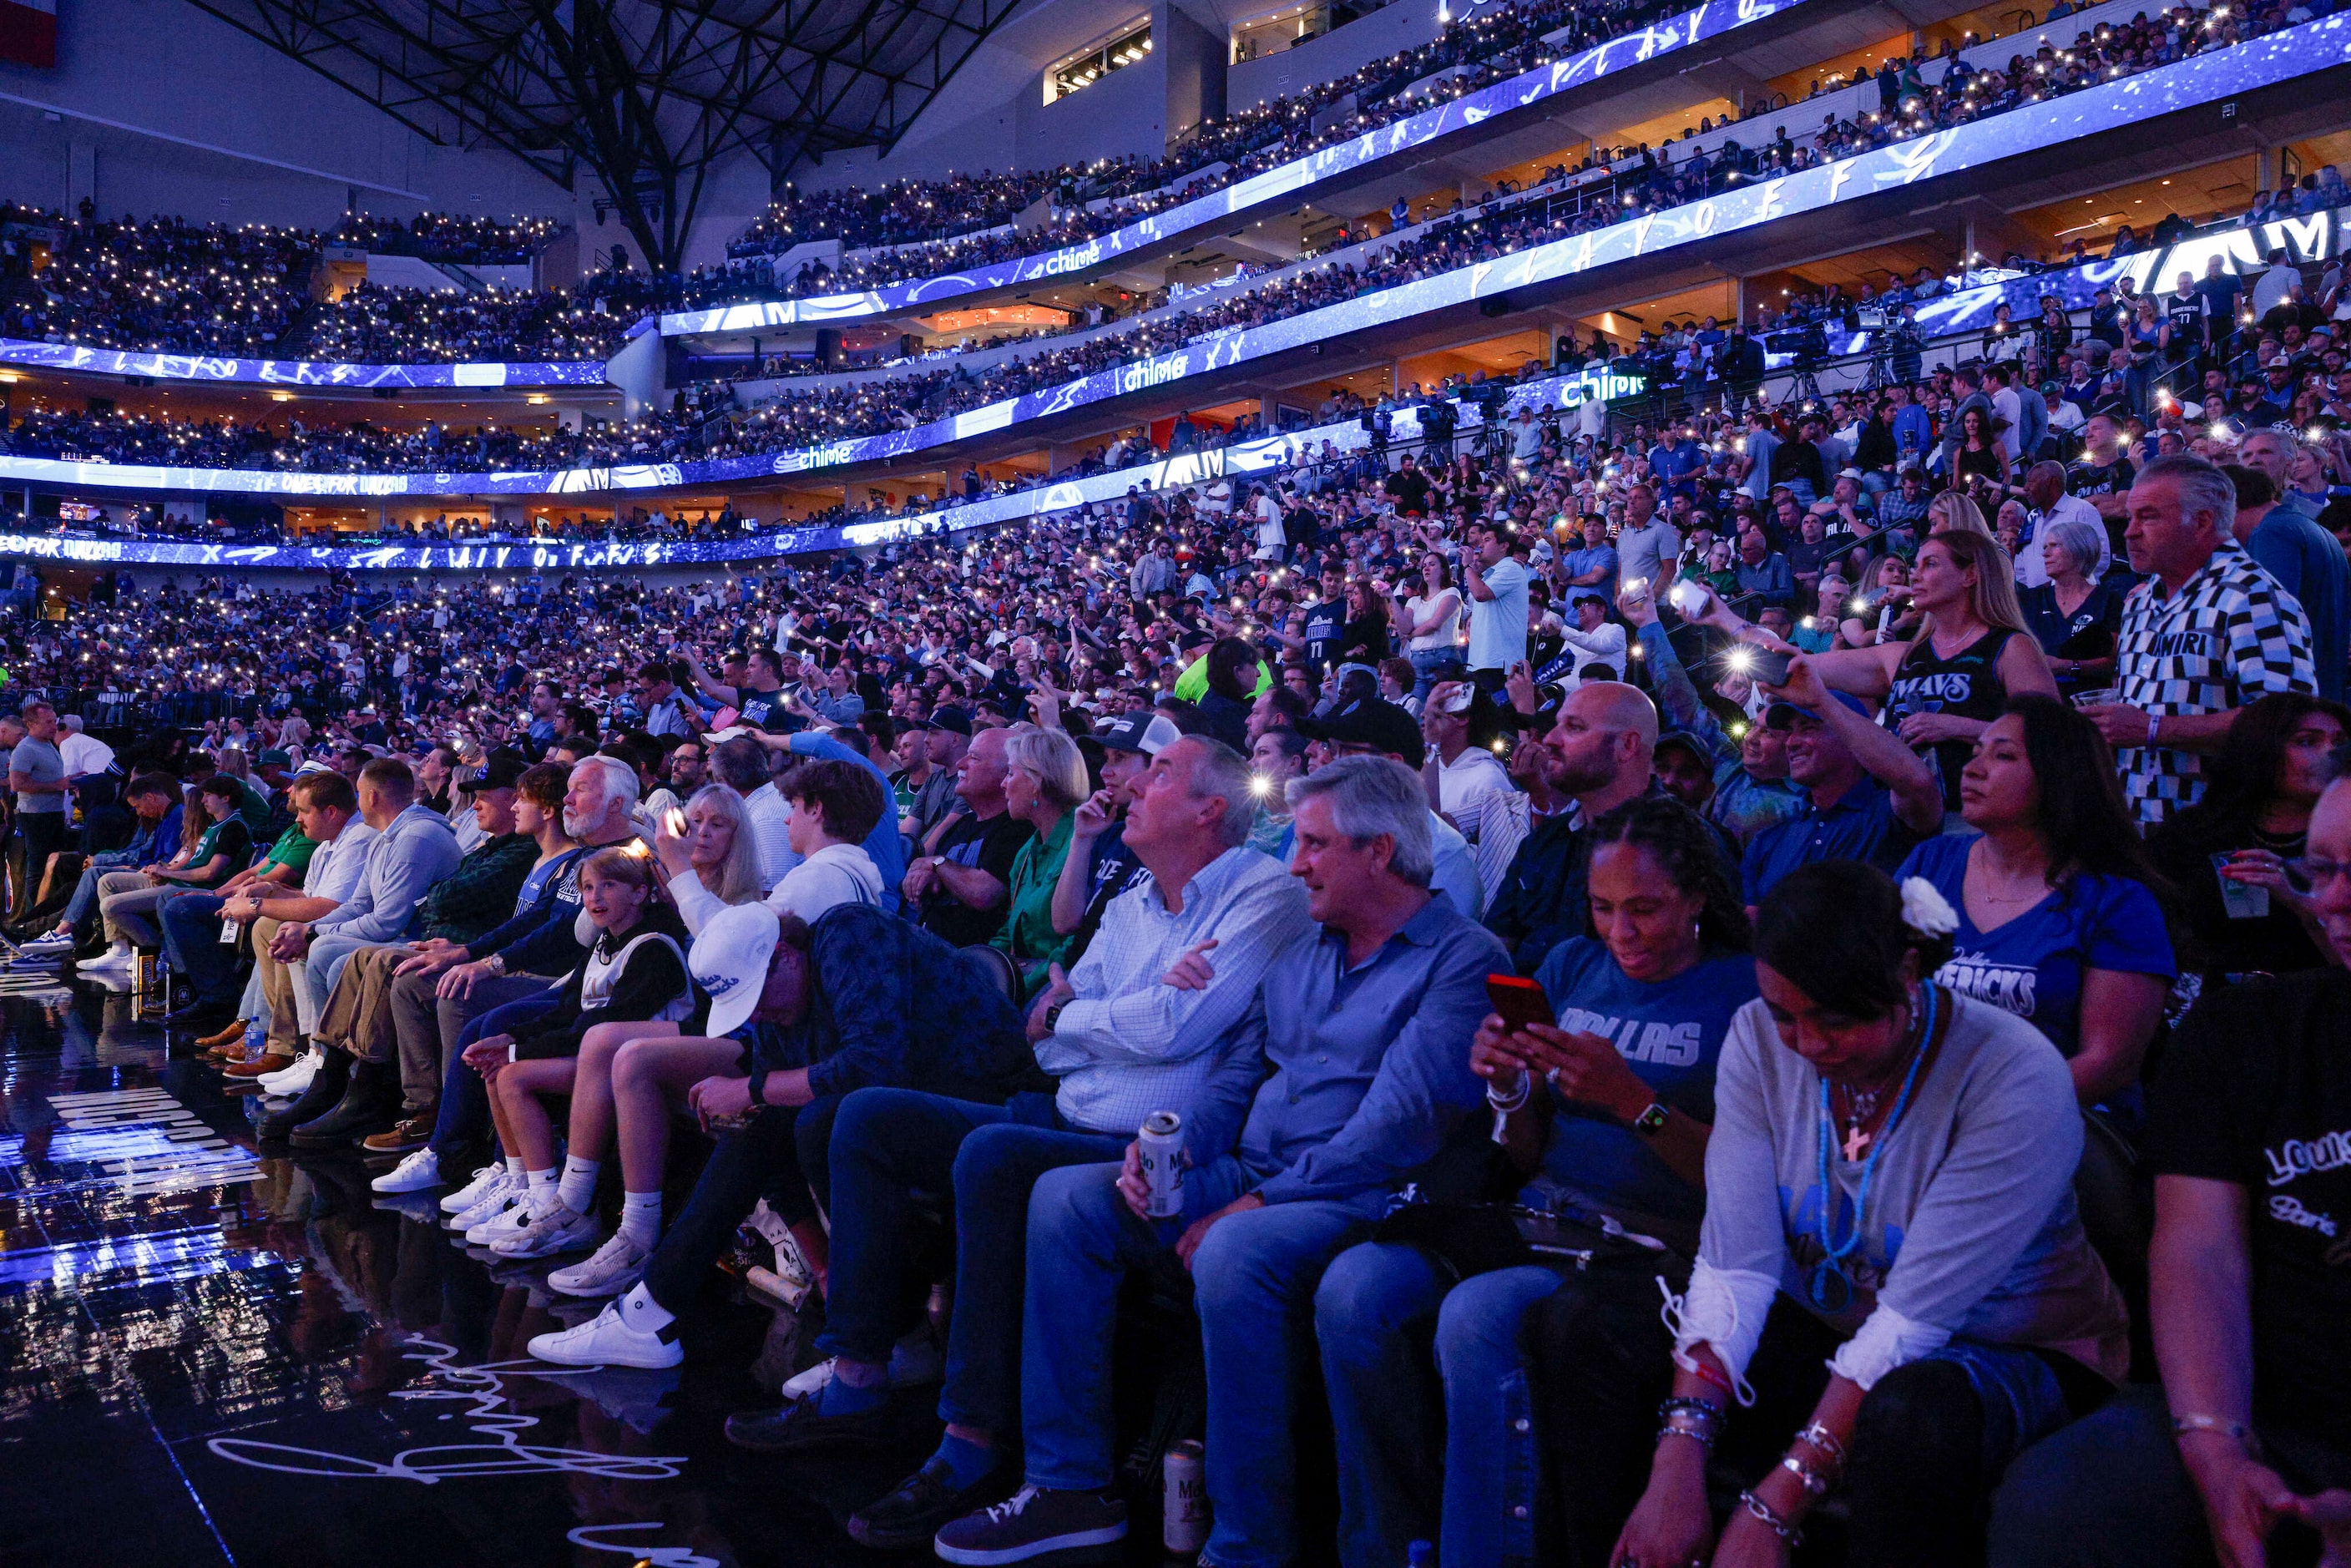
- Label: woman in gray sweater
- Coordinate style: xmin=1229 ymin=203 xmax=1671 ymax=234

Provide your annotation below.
xmin=1537 ymin=860 xmax=2127 ymax=1568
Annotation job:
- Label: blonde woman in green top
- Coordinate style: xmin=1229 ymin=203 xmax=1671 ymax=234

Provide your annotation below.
xmin=992 ymin=724 xmax=1094 ymax=998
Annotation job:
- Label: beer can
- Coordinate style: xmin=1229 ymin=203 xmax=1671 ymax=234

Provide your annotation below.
xmin=1139 ymin=1110 xmax=1184 ymax=1219
xmin=1163 ymin=1439 xmax=1209 ymax=1556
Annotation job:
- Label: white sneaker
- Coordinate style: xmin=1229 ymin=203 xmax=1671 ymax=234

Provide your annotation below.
xmin=371 ymin=1147 xmax=442 ymax=1194
xmin=465 ymin=1193 xmax=544 ymax=1246
xmin=440 ymin=1164 xmax=507 ymax=1214
xmin=527 ymin=1301 xmax=681 ymax=1370
xmin=488 ymin=1204 xmax=602 ymax=1259
xmin=257 ymin=1053 xmax=320 ymax=1096
xmin=451 ymin=1180 xmax=524 ymax=1237
xmin=78 ymin=944 xmax=139 ymax=974
xmin=778 ymin=1356 xmax=837 ymax=1404
xmin=548 ymin=1231 xmax=651 ymax=1297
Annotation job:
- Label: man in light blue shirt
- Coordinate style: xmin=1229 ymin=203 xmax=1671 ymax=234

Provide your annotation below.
xmin=1462 ymin=522 xmax=1531 ymax=678
xmin=934 ymin=757 xmax=1504 ymax=1565
xmin=290 ymin=757 xmax=464 ymax=1021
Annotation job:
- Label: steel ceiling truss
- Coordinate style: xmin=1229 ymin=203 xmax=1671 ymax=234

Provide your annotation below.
xmin=180 ymin=0 xmax=1024 ymax=269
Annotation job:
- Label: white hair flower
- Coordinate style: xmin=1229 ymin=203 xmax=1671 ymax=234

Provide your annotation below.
xmin=1899 ymin=877 xmax=1960 ymax=939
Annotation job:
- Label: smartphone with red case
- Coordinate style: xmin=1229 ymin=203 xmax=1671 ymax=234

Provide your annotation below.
xmin=1486 ymin=974 xmax=1553 ymax=1034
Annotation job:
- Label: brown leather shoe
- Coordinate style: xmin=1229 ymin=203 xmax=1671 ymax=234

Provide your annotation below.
xmin=222 ymin=1053 xmax=296 ymax=1080
xmin=361 ymin=1115 xmax=435 ymax=1154
xmin=198 ymin=1019 xmax=249 ymax=1053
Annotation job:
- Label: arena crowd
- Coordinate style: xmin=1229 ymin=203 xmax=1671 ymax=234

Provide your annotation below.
xmin=6 ymin=253 xmax=2351 ymax=1560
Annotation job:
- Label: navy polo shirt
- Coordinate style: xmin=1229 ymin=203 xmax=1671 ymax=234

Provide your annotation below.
xmin=1741 ymin=775 xmax=1925 ymax=905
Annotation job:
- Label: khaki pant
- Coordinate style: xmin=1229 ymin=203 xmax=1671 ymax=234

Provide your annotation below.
xmin=316 ymin=943 xmax=414 ymax=1065
xmin=251 ymin=913 xmax=302 ymax=1057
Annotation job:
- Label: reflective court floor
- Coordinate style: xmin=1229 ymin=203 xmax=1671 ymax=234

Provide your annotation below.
xmin=0 ymin=975 xmax=944 ymax=1568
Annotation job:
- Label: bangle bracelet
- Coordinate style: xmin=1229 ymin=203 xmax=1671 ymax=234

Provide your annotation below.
xmin=1779 ymin=1453 xmax=1833 ymax=1500
xmin=2172 ymin=1414 xmax=2255 ymax=1453
xmin=1485 ymin=1074 xmax=1532 ymax=1112
xmin=1737 ymin=1490 xmax=1804 ymax=1547
xmin=1792 ymin=1421 xmax=1848 ymax=1471
xmin=1658 ymin=1419 xmax=1716 ymax=1454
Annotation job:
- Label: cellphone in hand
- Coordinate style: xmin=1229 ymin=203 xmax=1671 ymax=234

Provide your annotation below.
xmin=1728 ymin=647 xmax=1794 ymax=686
xmin=1486 ymin=974 xmax=1553 ymax=1034
xmin=1665 ymin=579 xmax=1709 ymax=619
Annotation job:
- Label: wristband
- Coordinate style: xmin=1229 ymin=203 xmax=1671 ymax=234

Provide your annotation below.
xmin=2172 ymin=1414 xmax=2255 ymax=1454
xmin=746 ymin=1065 xmax=771 ymax=1110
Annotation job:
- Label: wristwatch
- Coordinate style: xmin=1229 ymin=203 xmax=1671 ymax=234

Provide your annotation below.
xmin=746 ymin=1065 xmax=771 ymax=1109
xmin=1043 ymin=999 xmax=1070 ymax=1034
xmin=1630 ymin=1100 xmax=1671 ymax=1136
xmin=483 ymin=952 xmax=507 ymax=976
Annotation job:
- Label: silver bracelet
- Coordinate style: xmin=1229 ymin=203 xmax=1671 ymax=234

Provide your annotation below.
xmin=1737 ymin=1490 xmax=1804 ymax=1547
xmin=1485 ymin=1073 xmax=1533 ymax=1112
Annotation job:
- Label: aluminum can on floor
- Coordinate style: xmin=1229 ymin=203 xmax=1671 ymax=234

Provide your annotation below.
xmin=1163 ymin=1439 xmax=1209 ymax=1555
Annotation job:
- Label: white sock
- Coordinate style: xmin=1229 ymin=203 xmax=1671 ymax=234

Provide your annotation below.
xmin=619 ymin=1281 xmax=673 ymax=1333
xmin=557 ymin=1155 xmax=600 ymax=1216
xmin=619 ymin=1190 xmax=660 ymax=1247
xmin=525 ymin=1167 xmax=559 ymax=1216
xmin=503 ymin=1154 xmax=527 ymax=1183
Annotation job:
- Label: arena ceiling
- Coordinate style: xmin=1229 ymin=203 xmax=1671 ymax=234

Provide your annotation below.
xmin=179 ymin=0 xmax=1028 ymax=268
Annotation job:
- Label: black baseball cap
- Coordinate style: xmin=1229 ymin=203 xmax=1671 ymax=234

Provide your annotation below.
xmin=1298 ymin=699 xmax=1424 ymax=761
xmin=458 ymin=747 xmax=529 ymax=792
xmin=1097 ymin=711 xmax=1182 ymax=754
xmin=920 ymin=706 xmax=973 ymax=736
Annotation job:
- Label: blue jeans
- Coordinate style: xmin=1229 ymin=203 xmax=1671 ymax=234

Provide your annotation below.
xmin=1022 ymin=1156 xmax=1382 ymax=1568
xmin=1408 ymin=647 xmax=1454 ymax=706
xmin=427 ymin=988 xmax=562 ymax=1161
xmin=158 ymin=891 xmax=242 ymax=1003
xmin=817 ymin=1088 xmax=1123 ymax=1435
xmin=1317 ymin=1244 xmax=1565 ymax=1568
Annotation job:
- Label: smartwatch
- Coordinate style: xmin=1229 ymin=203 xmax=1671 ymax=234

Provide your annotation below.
xmin=1631 ymin=1100 xmax=1671 ymax=1136
xmin=746 ymin=1065 xmax=771 ymax=1109
xmin=1043 ymin=999 xmax=1070 ymax=1034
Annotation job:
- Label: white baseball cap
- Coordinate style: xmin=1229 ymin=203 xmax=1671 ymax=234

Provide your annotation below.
xmin=691 ymin=903 xmax=784 ymax=1038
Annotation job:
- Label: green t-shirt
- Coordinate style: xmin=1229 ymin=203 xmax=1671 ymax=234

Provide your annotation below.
xmin=262 ymin=828 xmax=319 ymax=879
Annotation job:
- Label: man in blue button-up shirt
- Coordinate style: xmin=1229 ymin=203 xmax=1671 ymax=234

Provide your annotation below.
xmin=932 ymin=756 xmax=1506 ymax=1566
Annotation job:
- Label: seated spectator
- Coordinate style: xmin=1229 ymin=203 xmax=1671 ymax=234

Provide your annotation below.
xmin=1484 ymin=683 xmax=1659 ymax=971
xmin=663 ymin=759 xmax=886 ymax=928
xmin=1897 ymin=697 xmax=2177 ymax=1106
xmin=2020 ymin=516 xmax=2131 ymax=699
xmin=267 ymin=752 xmax=543 ymax=1147
xmin=228 ymin=771 xmax=377 ymax=1084
xmin=1317 ymin=796 xmax=1755 ymax=1567
xmin=1738 ymin=657 xmax=1944 ymax=908
xmin=83 ymin=776 xmax=254 ymax=974
xmin=928 ymin=756 xmax=1501 ymax=1565
xmin=1297 ymin=698 xmax=1484 ymax=922
xmin=906 ymin=725 xmax=1032 ymax=945
xmin=1550 ymin=859 xmax=2126 ymax=1568
xmin=2146 ymin=691 xmax=2351 ymax=987
xmin=461 ymin=845 xmax=695 ymax=1258
xmin=1987 ymin=779 xmax=2351 ymax=1568
xmin=988 ymin=725 xmax=1092 ymax=997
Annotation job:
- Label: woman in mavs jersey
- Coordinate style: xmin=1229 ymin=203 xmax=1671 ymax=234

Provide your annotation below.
xmin=1311 ymin=797 xmax=1757 ymax=1568
xmin=1721 ymin=529 xmax=2060 ymax=823
xmin=1897 ymin=695 xmax=2178 ymax=1115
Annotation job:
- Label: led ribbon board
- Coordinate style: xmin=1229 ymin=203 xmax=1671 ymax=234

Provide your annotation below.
xmin=0 ymin=366 xmax=1641 ymax=570
xmin=657 ymin=0 xmax=1809 ymax=336
xmin=0 ymin=340 xmax=611 ymax=389
xmin=2 ymin=16 xmax=2342 ymax=503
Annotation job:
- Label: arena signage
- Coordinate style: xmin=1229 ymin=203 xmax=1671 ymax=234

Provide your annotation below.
xmin=0 ymin=338 xmax=612 ymax=389
xmin=0 ymin=20 xmax=2339 ymax=503
xmin=656 ymin=0 xmax=1810 ymax=336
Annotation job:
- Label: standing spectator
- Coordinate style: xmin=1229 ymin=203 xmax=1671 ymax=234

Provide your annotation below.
xmin=1613 ymin=484 xmax=1681 ymax=601
xmin=8 ymin=701 xmax=67 ymax=923
xmin=2237 ymin=430 xmax=2349 ymax=701
xmin=2083 ymin=455 xmax=2318 ymax=825
xmin=2021 ymin=517 xmax=2132 ymax=700
xmin=1401 ymin=554 xmax=1464 ymax=703
xmin=1461 ymin=523 xmax=1531 ymax=685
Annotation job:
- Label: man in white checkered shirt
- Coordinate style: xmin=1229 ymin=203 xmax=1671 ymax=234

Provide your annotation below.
xmin=2082 ymin=454 xmax=2317 ymax=825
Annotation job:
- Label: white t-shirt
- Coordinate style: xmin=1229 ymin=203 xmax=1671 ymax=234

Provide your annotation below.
xmin=1404 ymin=589 xmax=1464 ymax=652
xmin=2014 ymin=493 xmax=2112 ymax=589
xmin=1466 ymin=558 xmax=1531 ymax=672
